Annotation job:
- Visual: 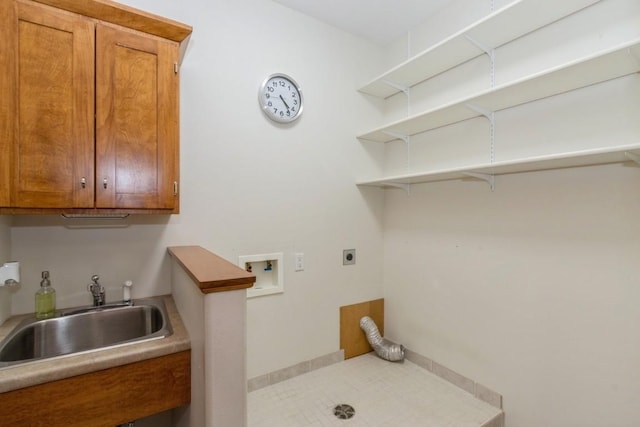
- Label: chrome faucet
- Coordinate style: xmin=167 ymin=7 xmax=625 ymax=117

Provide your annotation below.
xmin=87 ymin=274 xmax=105 ymax=306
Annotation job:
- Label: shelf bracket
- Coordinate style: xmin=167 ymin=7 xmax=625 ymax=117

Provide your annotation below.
xmin=463 ymin=172 xmax=495 ymax=191
xmin=382 ymin=130 xmax=410 ymax=144
xmin=464 ymin=35 xmax=494 ymax=57
xmin=465 ymin=35 xmax=496 ymax=88
xmin=382 ymin=80 xmax=411 ymax=116
xmin=466 ymin=103 xmax=496 ymax=164
xmin=625 ymin=151 xmax=640 ymax=165
xmin=382 ymin=131 xmax=412 ymax=181
xmin=385 ymin=182 xmax=411 ymax=193
xmin=465 ymin=104 xmax=495 ymax=123
xmin=381 ymin=80 xmax=410 ymax=96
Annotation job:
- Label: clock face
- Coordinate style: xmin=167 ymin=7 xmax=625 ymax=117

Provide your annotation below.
xmin=259 ymin=74 xmax=303 ymax=123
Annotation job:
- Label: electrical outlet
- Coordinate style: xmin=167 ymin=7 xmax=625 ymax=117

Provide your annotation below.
xmin=343 ymin=249 xmax=356 ymax=265
xmin=294 ymin=252 xmax=304 ymax=271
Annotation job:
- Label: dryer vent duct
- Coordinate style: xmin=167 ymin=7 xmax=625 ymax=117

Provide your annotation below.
xmin=359 ymin=316 xmax=405 ymax=362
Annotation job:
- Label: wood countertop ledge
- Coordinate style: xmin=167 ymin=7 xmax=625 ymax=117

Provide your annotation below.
xmin=168 ymin=245 xmax=256 ymax=294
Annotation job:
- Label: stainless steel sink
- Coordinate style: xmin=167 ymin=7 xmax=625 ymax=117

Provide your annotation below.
xmin=0 ymin=297 xmax=172 ymax=367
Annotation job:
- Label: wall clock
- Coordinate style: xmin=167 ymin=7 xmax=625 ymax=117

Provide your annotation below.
xmin=258 ymin=73 xmax=303 ymax=123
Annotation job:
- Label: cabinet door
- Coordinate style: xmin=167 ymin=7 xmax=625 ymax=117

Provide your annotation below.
xmin=0 ymin=0 xmax=95 ymax=208
xmin=96 ymin=24 xmax=179 ymax=210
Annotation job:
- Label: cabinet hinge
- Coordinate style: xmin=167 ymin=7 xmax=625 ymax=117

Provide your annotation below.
xmin=174 ymin=62 xmax=179 ymax=74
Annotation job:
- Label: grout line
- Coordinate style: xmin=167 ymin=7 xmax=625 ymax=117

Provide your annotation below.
xmin=248 ymin=350 xmax=344 ymax=392
xmin=250 ymin=347 xmax=503 ymax=412
xmin=248 ymin=351 xmax=502 ymax=427
xmin=404 ymin=347 xmax=503 ymax=410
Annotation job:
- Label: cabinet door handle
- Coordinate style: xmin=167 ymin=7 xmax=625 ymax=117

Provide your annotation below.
xmin=174 ymin=181 xmax=178 ymax=195
xmin=80 ymin=177 xmax=86 ymax=188
xmin=103 ymin=178 xmax=108 ymax=189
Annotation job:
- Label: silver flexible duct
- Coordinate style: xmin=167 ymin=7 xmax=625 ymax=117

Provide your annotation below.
xmin=359 ymin=316 xmax=405 ymax=362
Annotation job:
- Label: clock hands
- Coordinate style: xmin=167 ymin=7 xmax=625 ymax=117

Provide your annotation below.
xmin=279 ymin=95 xmax=290 ymax=111
xmin=260 ymin=74 xmax=302 ymax=122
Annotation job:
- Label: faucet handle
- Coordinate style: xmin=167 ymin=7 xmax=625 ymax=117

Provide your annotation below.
xmin=87 ymin=275 xmax=103 ymax=294
xmin=87 ymin=274 xmax=105 ymax=306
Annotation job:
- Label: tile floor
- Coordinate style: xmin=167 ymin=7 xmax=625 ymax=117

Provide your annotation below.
xmin=248 ymin=353 xmax=502 ymax=426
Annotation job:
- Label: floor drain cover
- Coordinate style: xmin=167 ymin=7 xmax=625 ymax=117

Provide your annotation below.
xmin=333 ymin=404 xmax=355 ymax=420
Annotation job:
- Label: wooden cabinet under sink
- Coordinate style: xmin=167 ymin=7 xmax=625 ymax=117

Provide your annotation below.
xmin=0 ymin=350 xmax=191 ymax=426
xmin=0 ymin=0 xmax=192 ymax=214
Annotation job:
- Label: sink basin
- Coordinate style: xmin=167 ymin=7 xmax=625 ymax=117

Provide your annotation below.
xmin=0 ymin=297 xmax=172 ymax=367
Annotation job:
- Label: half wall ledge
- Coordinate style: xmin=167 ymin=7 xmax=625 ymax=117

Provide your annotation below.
xmin=168 ymin=246 xmax=256 ymax=294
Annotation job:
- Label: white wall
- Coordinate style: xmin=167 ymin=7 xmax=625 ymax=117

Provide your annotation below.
xmin=379 ymin=1 xmax=640 ymax=426
xmin=0 ymin=216 xmax=9 ymax=247
xmin=9 ymin=0 xmax=385 ymax=382
xmin=0 ymin=216 xmax=12 ymax=323
xmin=0 ymin=216 xmax=10 ymax=263
xmin=8 ymin=1 xmax=639 ymax=426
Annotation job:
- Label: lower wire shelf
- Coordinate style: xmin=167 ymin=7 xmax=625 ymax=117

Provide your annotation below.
xmin=357 ymin=143 xmax=640 ymax=189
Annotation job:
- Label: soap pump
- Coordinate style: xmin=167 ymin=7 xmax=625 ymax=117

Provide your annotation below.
xmin=35 ymin=271 xmax=56 ymax=319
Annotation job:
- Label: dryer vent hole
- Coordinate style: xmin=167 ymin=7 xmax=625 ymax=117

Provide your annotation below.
xmin=333 ymin=404 xmax=355 ymax=420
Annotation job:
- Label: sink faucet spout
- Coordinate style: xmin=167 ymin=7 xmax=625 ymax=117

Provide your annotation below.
xmin=87 ymin=275 xmax=105 ymax=306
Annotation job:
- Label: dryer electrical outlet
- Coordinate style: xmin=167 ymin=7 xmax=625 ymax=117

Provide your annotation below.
xmin=343 ymin=249 xmax=356 ymax=265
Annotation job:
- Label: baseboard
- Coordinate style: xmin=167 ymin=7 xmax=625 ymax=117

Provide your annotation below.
xmin=481 ymin=411 xmax=505 ymax=427
xmin=404 ymin=348 xmax=503 ymax=411
xmin=248 ymin=350 xmax=344 ymax=392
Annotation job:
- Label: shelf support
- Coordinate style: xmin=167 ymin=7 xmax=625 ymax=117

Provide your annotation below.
xmin=465 ymin=35 xmax=496 ymax=88
xmin=464 ymin=35 xmax=494 ymax=57
xmin=382 ymin=130 xmax=411 ymax=167
xmin=382 ymin=80 xmax=411 ymax=116
xmin=465 ymin=104 xmax=494 ymax=122
xmin=466 ymin=103 xmax=496 ymax=164
xmin=382 ymin=130 xmax=410 ymax=144
xmin=625 ymin=151 xmax=640 ymax=165
xmin=385 ymin=182 xmax=411 ymax=193
xmin=463 ymin=172 xmax=495 ymax=191
xmin=381 ymin=130 xmax=412 ymax=194
xmin=381 ymin=80 xmax=410 ymax=96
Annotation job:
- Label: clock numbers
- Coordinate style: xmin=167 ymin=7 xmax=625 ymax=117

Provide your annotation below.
xmin=259 ymin=74 xmax=303 ymax=123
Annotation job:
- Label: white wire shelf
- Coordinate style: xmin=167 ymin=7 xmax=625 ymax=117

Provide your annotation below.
xmin=357 ymin=39 xmax=640 ymax=143
xmin=358 ymin=0 xmax=601 ymax=99
xmin=356 ymin=144 xmax=640 ymax=188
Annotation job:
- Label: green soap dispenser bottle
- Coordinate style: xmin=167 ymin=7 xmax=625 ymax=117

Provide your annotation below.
xmin=35 ymin=271 xmax=56 ymax=319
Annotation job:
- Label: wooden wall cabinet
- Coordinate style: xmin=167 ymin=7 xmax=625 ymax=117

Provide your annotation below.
xmin=0 ymin=0 xmax=192 ymax=214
